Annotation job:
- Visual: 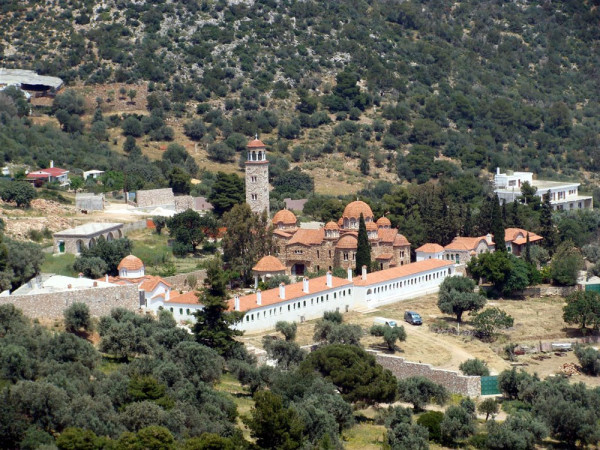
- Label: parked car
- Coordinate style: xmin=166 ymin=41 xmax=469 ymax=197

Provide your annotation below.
xmin=404 ymin=311 xmax=422 ymax=325
xmin=373 ymin=317 xmax=398 ymax=327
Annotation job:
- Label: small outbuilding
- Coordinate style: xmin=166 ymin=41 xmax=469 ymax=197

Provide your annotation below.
xmin=53 ymin=222 xmax=124 ymax=254
xmin=252 ymin=255 xmax=287 ymax=288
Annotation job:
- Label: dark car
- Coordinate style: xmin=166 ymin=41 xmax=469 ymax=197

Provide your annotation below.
xmin=404 ymin=310 xmax=422 ymax=325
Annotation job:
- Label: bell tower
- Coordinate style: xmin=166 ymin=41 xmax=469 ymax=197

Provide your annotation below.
xmin=245 ymin=138 xmax=270 ymax=216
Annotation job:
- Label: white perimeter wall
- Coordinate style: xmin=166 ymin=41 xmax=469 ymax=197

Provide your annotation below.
xmin=235 ymin=284 xmax=355 ymax=333
xmin=353 ymin=265 xmax=457 ymax=309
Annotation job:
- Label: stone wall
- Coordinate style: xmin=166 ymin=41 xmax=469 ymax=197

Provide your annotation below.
xmin=75 ymin=193 xmax=104 ymax=211
xmin=0 ymin=284 xmax=140 ymax=319
xmin=136 ymin=188 xmax=175 ymax=208
xmin=369 ymin=351 xmax=481 ymax=397
xmin=122 ymin=220 xmax=148 ymax=234
xmin=164 ymin=269 xmax=207 ymax=292
xmin=174 ymin=195 xmax=195 ymax=212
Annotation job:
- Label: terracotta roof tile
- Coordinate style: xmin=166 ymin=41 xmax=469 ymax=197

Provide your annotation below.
xmin=228 ymin=275 xmax=352 ymax=312
xmin=324 ymin=221 xmax=339 ymax=230
xmin=393 ymin=234 xmax=411 ymax=246
xmin=376 ymin=217 xmax=391 ymax=227
xmin=444 ymin=236 xmax=493 ymax=251
xmin=366 ymin=222 xmax=378 ymax=231
xmin=247 ymin=139 xmax=266 ymax=148
xmin=165 ymin=291 xmax=201 ymax=305
xmin=416 ymin=243 xmax=445 ymax=253
xmin=273 ymin=209 xmax=297 ymax=225
xmin=504 ymin=228 xmax=542 ymax=243
xmin=378 ymin=228 xmax=398 ymax=243
xmin=118 ymin=255 xmax=144 ymax=271
xmin=273 ymin=229 xmax=293 ymax=238
xmin=288 ymin=228 xmax=324 ymax=246
xmin=252 ymin=255 xmax=286 ymax=272
xmin=336 ymin=234 xmax=357 ymax=249
xmin=139 ymin=275 xmax=171 ymax=292
xmin=354 ymin=259 xmax=454 ymax=286
xmin=375 ymin=253 xmax=394 ymax=260
xmin=342 ymin=200 xmax=374 ymax=220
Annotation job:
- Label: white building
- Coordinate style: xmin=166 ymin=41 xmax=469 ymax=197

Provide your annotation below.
xmin=494 ymin=168 xmax=592 ymax=210
xmin=415 ymin=243 xmax=445 ymax=262
xmin=228 ymin=259 xmax=456 ymax=333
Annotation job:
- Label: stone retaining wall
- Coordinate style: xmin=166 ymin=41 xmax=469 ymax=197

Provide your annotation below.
xmin=512 ymin=285 xmax=579 ymax=298
xmin=164 ymin=269 xmax=206 ymax=292
xmin=136 ymin=188 xmax=175 ymax=208
xmin=0 ymin=284 xmax=140 ymax=319
xmin=174 ymin=196 xmax=195 ymax=212
xmin=369 ymin=350 xmax=481 ymax=397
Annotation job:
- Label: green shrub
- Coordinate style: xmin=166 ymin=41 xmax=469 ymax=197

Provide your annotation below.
xmin=416 ymin=410 xmax=443 ymax=443
xmin=459 ymin=358 xmax=490 ymax=376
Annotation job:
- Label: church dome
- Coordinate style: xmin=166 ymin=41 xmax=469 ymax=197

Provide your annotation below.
xmin=336 ymin=235 xmax=358 ymax=250
xmin=272 ymin=209 xmax=297 ymax=226
xmin=252 ymin=255 xmax=286 ymax=273
xmin=342 ymin=201 xmax=374 ymax=220
xmin=118 ymin=255 xmax=144 ymax=271
xmin=247 ymin=139 xmax=266 ymax=148
xmin=376 ymin=217 xmax=391 ymax=228
xmin=324 ymin=221 xmax=339 ymax=230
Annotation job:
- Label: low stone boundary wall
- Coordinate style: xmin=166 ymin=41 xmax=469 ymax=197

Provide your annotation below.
xmin=369 ymin=350 xmax=481 ymax=397
xmin=164 ymin=269 xmax=207 ymax=292
xmin=513 ymin=285 xmax=579 ymax=298
xmin=0 ymin=284 xmax=140 ymax=319
xmin=122 ymin=219 xmax=148 ymax=234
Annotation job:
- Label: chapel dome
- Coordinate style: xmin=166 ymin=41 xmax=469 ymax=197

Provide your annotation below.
xmin=118 ymin=255 xmax=144 ymax=271
xmin=342 ymin=201 xmax=374 ymax=220
xmin=376 ymin=217 xmax=391 ymax=228
xmin=272 ymin=209 xmax=297 ymax=226
xmin=252 ymin=255 xmax=286 ymax=273
xmin=324 ymin=221 xmax=339 ymax=230
xmin=247 ymin=139 xmax=266 ymax=148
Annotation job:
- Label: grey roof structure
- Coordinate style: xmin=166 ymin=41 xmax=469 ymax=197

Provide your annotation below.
xmin=0 ymin=68 xmax=63 ymax=90
xmin=54 ymin=222 xmax=123 ymax=237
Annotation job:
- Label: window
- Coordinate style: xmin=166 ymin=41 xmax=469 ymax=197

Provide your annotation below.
xmin=251 ymin=176 xmax=257 ymax=182
xmin=295 ymin=249 xmax=303 ymax=254
xmin=288 ymin=305 xmax=290 ymax=311
xmin=170 ymin=308 xmax=173 ymax=313
xmin=186 ymin=309 xmax=190 ymax=315
xmin=251 ymin=193 xmax=258 ymax=200
xmin=329 ymin=250 xmax=332 ymax=258
xmin=179 ymin=308 xmax=183 ymax=315
xmin=352 ymin=253 xmax=356 ymax=261
xmin=343 ymin=252 xmax=349 ymax=261
xmin=317 ymin=250 xmax=320 ymax=258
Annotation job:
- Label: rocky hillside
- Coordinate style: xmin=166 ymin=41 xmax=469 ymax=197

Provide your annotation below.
xmin=1 ymin=0 xmax=600 ymax=193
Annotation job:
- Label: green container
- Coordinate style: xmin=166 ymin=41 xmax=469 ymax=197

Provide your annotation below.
xmin=481 ymin=376 xmax=500 ymax=395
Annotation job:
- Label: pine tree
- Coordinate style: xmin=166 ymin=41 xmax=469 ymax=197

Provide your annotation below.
xmin=491 ymin=194 xmax=506 ymax=252
xmin=356 ymin=213 xmax=371 ymax=274
xmin=540 ymin=190 xmax=556 ymax=252
xmin=193 ymin=257 xmax=245 ymax=357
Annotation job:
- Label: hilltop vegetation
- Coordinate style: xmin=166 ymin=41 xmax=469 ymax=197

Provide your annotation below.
xmin=1 ymin=0 xmax=600 ymax=193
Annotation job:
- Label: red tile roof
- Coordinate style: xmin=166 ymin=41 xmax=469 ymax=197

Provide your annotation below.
xmin=354 ymin=259 xmax=454 ymax=286
xmin=118 ymin=255 xmax=144 ymax=271
xmin=288 ymin=228 xmax=324 ymax=246
xmin=273 ymin=229 xmax=293 ymax=238
xmin=336 ymin=234 xmax=357 ymax=249
xmin=444 ymin=236 xmax=492 ymax=251
xmin=324 ymin=221 xmax=339 ymax=230
xmin=228 ymin=275 xmax=352 ymax=312
xmin=247 ymin=139 xmax=266 ymax=148
xmin=393 ymin=234 xmax=411 ymax=246
xmin=165 ymin=291 xmax=201 ymax=305
xmin=416 ymin=243 xmax=444 ymax=253
xmin=139 ymin=275 xmax=171 ymax=292
xmin=26 ymin=167 xmax=68 ymax=179
xmin=376 ymin=217 xmax=391 ymax=227
xmin=378 ymin=228 xmax=398 ymax=244
xmin=273 ymin=209 xmax=297 ymax=225
xmin=342 ymin=200 xmax=374 ymax=220
xmin=504 ymin=228 xmax=543 ymax=244
xmin=252 ymin=255 xmax=286 ymax=272
xmin=375 ymin=253 xmax=394 ymax=260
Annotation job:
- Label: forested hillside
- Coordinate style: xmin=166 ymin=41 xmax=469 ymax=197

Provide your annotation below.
xmin=1 ymin=0 xmax=600 ymax=191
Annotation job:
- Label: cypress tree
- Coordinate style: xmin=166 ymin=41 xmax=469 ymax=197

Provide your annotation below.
xmin=356 ymin=213 xmax=371 ymax=274
xmin=525 ymin=232 xmax=532 ymax=263
xmin=491 ymin=194 xmax=506 ymax=252
xmin=540 ymin=190 xmax=556 ymax=252
xmin=511 ymin=199 xmax=521 ymax=228
xmin=464 ymin=204 xmax=473 ymax=237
